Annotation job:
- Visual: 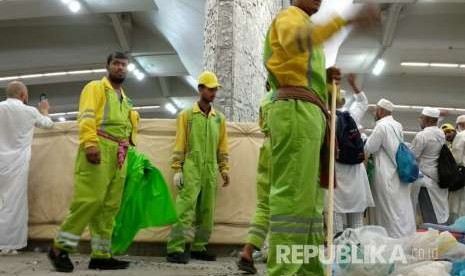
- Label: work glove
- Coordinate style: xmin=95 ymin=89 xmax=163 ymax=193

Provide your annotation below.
xmin=174 ymin=172 xmax=184 ymax=189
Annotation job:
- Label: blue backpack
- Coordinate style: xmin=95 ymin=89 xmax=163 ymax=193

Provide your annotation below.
xmin=387 ymin=126 xmax=419 ymax=184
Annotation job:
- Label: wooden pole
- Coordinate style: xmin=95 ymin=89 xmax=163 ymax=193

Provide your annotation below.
xmin=325 ymin=80 xmax=338 ymax=276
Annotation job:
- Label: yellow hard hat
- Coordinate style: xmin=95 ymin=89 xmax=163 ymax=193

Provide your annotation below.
xmin=198 ymin=71 xmax=221 ymax=89
xmin=442 ymin=123 xmax=455 ymax=132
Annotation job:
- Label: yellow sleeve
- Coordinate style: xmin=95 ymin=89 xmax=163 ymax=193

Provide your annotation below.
xmin=218 ymin=116 xmax=229 ymax=173
xmin=78 ymin=82 xmax=104 ymax=149
xmin=171 ymin=110 xmax=188 ymax=172
xmin=129 ymin=110 xmax=140 ymax=146
xmin=275 ymin=11 xmax=347 ymax=57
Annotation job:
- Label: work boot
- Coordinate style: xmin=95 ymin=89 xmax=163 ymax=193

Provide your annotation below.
xmin=88 ymin=258 xmax=130 ymax=270
xmin=166 ymin=252 xmax=190 ymax=264
xmin=191 ymin=250 xmax=216 ymax=261
xmin=237 ymin=244 xmax=257 ymax=274
xmin=47 ymin=247 xmax=74 ymax=273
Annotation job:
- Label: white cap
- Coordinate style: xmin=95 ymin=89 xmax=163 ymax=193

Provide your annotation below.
xmin=421 ymin=107 xmax=440 ymax=118
xmin=377 ymin=98 xmax=394 ymax=112
xmin=457 ymin=115 xmax=465 ymax=124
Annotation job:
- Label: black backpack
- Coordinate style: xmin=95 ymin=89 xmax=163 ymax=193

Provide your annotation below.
xmin=438 ymin=144 xmax=465 ymax=191
xmin=336 ymin=111 xmax=365 ymax=164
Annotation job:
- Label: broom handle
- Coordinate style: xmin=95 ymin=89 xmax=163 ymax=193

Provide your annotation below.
xmin=325 ymin=79 xmax=338 ymax=276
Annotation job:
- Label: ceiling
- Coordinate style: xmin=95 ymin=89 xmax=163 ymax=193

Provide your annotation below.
xmin=336 ymin=0 xmax=465 ymax=136
xmin=0 ymin=0 xmax=464 ymax=128
xmin=0 ymin=0 xmax=204 ymax=119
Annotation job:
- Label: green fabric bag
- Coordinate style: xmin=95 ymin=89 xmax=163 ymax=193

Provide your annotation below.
xmin=112 ymin=147 xmax=177 ymax=254
xmin=367 ymin=155 xmax=375 ymax=185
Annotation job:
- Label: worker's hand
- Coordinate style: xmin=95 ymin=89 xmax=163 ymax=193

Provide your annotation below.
xmin=439 ymin=110 xmax=450 ymax=118
xmin=173 ymin=172 xmax=184 ymax=189
xmin=347 ymin=73 xmax=362 ymax=94
xmin=326 ymin=67 xmax=342 ymax=85
xmin=347 ymin=74 xmax=356 ymax=85
xmin=221 ymin=172 xmax=230 ymax=187
xmin=348 ymin=4 xmax=381 ymax=28
xmin=38 ymin=99 xmax=49 ymax=116
xmin=85 ymin=146 xmax=101 ymax=164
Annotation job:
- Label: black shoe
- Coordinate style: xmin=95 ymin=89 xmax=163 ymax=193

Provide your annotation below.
xmin=191 ymin=250 xmax=216 ymax=261
xmin=47 ymin=247 xmax=74 ymax=273
xmin=166 ymin=252 xmax=189 ymax=264
xmin=88 ymin=258 xmax=130 ymax=270
xmin=237 ymin=257 xmax=257 ymax=274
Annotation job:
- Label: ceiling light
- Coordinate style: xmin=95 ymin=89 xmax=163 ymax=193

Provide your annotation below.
xmin=0 ymin=68 xmax=108 ymax=82
xmin=50 ymin=113 xmax=66 ymax=117
xmin=430 ymin=63 xmax=459 ymax=68
xmin=68 ymin=70 xmax=93 ymax=75
xmin=20 ymin=74 xmax=43 ymax=79
xmin=127 ymin=63 xmax=136 ymax=72
xmin=133 ymin=105 xmax=161 ymax=110
xmin=43 ymin=72 xmax=67 ymax=77
xmin=136 ymin=74 xmax=145 ymax=81
xmin=460 ymin=65 xmax=465 ymax=68
xmin=401 ymin=62 xmax=429 ymax=67
xmin=165 ymin=103 xmax=177 ymax=115
xmin=133 ymin=69 xmax=145 ymax=81
xmin=68 ymin=1 xmax=81 ymax=13
xmin=368 ymin=104 xmax=465 ymax=114
xmin=372 ymin=59 xmax=385 ymax=76
xmin=58 ymin=117 xmax=67 ymax=122
xmin=92 ymin=69 xmax=107 ymax=73
xmin=0 ymin=76 xmax=19 ymax=81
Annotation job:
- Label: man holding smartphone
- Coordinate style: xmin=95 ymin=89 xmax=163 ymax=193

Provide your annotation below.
xmin=0 ymin=81 xmax=53 ymax=254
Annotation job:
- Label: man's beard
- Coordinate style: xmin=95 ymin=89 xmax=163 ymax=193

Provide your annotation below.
xmin=109 ymin=74 xmax=126 ymax=84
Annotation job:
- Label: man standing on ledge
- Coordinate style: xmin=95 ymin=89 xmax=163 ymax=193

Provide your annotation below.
xmin=166 ymin=71 xmax=230 ymax=264
xmin=264 ymin=0 xmax=379 ymax=275
xmin=48 ymin=52 xmax=139 ymax=272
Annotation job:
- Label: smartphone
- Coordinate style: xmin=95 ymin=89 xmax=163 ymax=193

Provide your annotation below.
xmin=40 ymin=93 xmax=47 ymax=102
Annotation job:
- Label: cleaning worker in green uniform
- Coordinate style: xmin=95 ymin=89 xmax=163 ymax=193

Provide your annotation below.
xmin=166 ymin=71 xmax=230 ymax=264
xmin=48 ymin=52 xmax=139 ymax=273
xmin=264 ymin=1 xmax=379 ymax=275
xmin=237 ymin=81 xmax=273 ymax=274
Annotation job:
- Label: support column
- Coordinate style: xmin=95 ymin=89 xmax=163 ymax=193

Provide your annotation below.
xmin=204 ymin=0 xmax=282 ymax=122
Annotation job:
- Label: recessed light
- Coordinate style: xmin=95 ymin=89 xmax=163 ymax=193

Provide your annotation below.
xmin=68 ymin=1 xmax=81 ymax=13
xmin=372 ymin=59 xmax=385 ymax=76
xmin=401 ymin=62 xmax=429 ymax=67
xmin=430 ymin=63 xmax=459 ymax=68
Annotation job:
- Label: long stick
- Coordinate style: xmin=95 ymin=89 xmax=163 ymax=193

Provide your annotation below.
xmin=325 ymin=80 xmax=338 ymax=276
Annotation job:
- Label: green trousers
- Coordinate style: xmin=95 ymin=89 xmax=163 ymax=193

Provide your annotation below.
xmin=267 ymin=100 xmax=326 ymax=276
xmin=246 ymin=137 xmax=271 ymax=249
xmin=54 ymin=138 xmax=127 ymax=259
xmin=166 ymin=158 xmax=217 ymax=253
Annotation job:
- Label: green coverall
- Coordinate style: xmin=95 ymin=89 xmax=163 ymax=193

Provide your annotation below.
xmin=167 ymin=103 xmax=229 ymax=253
xmin=54 ymin=78 xmax=133 ymax=259
xmin=246 ymin=92 xmax=273 ymax=249
xmin=264 ymin=6 xmax=346 ymax=275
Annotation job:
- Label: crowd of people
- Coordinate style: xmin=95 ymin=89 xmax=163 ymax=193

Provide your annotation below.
xmin=0 ymin=1 xmax=462 ymax=276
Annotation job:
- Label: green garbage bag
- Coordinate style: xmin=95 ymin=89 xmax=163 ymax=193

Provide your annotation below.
xmin=366 ymin=155 xmax=375 ymax=185
xmin=112 ymin=147 xmax=177 ymax=254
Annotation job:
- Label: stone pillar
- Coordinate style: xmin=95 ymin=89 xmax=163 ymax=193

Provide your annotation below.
xmin=204 ymin=0 xmax=282 ymax=122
